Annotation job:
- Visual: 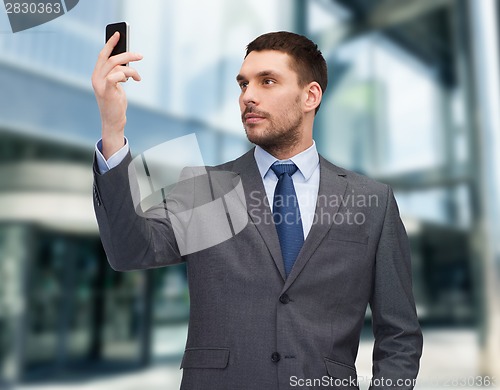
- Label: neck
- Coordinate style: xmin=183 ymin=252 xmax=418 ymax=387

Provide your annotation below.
xmin=263 ymin=138 xmax=313 ymax=160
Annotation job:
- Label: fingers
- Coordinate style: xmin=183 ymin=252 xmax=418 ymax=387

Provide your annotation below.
xmin=97 ymin=31 xmax=120 ymax=67
xmin=94 ymin=31 xmax=143 ymax=78
xmin=106 ymin=66 xmax=142 ymax=85
xmin=122 ymin=66 xmax=141 ymax=81
xmin=92 ymin=35 xmax=143 ymax=99
xmin=92 ymin=50 xmax=143 ymax=93
xmin=106 ymin=71 xmax=129 ymax=85
xmin=100 ymin=52 xmax=143 ymax=78
xmin=93 ymin=65 xmax=141 ymax=95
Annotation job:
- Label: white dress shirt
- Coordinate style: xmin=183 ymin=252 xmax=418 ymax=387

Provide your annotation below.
xmin=253 ymin=143 xmax=320 ymax=239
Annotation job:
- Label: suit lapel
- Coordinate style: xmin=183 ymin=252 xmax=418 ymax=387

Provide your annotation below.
xmin=232 ymin=149 xmax=286 ymax=281
xmin=282 ymin=155 xmax=348 ymax=291
xmin=229 ymin=150 xmax=348 ymax=285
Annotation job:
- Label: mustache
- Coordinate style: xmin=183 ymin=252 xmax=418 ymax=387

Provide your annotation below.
xmin=242 ymin=107 xmax=270 ymax=121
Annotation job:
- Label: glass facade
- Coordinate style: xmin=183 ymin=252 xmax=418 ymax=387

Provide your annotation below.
xmin=310 ymin=0 xmax=480 ymax=327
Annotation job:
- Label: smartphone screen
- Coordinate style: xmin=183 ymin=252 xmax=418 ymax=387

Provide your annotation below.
xmin=105 ymin=22 xmax=129 ymax=64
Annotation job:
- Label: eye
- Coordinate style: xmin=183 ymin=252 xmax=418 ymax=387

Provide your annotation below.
xmin=263 ymin=79 xmax=275 ymax=85
xmin=238 ymin=81 xmax=248 ymax=90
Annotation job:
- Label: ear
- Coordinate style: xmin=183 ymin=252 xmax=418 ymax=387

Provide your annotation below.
xmin=303 ymin=82 xmax=322 ymax=114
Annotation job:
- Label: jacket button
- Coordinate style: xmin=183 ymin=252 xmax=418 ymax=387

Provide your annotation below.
xmin=279 ymin=294 xmax=290 ymax=304
xmin=271 ymin=352 xmax=281 ymax=362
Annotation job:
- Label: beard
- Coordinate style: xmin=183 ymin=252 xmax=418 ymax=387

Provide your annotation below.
xmin=242 ymin=96 xmax=303 ymax=156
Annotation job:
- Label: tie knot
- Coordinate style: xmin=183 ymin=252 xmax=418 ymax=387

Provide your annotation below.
xmin=271 ymin=162 xmax=298 ymax=178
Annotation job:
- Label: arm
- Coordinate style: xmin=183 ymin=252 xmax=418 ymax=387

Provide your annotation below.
xmin=91 ymin=31 xmax=142 ymax=160
xmin=369 ymin=185 xmax=423 ymax=389
xmin=92 ymin=32 xmax=184 ymax=271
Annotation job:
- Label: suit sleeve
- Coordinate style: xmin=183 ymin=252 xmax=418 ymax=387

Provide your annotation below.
xmin=93 ymin=151 xmax=185 ymax=271
xmin=369 ymin=185 xmax=423 ymax=389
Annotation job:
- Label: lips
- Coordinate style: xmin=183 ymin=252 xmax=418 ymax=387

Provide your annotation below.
xmin=243 ymin=111 xmax=267 ymax=124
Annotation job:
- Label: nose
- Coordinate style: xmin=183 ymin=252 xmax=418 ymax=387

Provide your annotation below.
xmin=241 ymin=83 xmax=258 ymax=106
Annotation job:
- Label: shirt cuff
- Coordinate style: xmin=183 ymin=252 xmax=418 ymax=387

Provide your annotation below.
xmin=95 ymin=137 xmax=129 ymax=174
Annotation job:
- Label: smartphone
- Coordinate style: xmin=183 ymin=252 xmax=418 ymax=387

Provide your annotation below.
xmin=105 ymin=22 xmax=129 ymax=65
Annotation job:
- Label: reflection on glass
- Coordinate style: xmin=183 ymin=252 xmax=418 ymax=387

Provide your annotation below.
xmin=22 ymin=231 xmax=145 ymax=377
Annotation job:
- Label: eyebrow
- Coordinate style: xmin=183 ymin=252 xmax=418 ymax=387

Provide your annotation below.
xmin=236 ymin=70 xmax=281 ymax=82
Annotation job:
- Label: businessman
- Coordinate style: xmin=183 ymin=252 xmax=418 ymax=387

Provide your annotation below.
xmin=92 ymin=31 xmax=422 ymax=389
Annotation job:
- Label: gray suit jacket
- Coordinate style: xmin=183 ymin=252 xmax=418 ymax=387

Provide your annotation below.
xmin=93 ymin=148 xmax=423 ymax=390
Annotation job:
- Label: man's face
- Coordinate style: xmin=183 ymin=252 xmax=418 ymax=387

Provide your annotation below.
xmin=237 ymin=50 xmax=305 ymax=150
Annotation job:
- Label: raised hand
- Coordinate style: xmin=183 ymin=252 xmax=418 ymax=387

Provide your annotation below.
xmin=91 ymin=31 xmax=143 ymax=159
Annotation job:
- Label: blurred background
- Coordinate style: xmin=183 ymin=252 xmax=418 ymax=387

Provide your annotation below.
xmin=1 ymin=0 xmax=500 ymax=388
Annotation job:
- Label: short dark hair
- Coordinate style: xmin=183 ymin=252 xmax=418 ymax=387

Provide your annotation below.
xmin=245 ymin=31 xmax=328 ymax=114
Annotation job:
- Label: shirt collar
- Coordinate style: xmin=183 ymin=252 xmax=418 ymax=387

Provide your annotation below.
xmin=254 ymin=141 xmax=319 ymax=181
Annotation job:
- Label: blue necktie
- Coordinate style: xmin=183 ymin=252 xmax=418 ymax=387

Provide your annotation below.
xmin=271 ymin=162 xmax=304 ymax=277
